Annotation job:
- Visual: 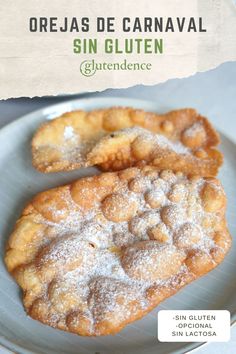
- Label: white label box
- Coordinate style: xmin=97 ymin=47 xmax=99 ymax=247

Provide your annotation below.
xmin=157 ymin=310 xmax=230 ymax=342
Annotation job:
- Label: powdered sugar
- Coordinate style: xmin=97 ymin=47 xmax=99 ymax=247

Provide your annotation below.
xmin=59 ymin=125 xmax=190 ymax=166
xmin=64 ymin=126 xmax=76 ymax=141
xmin=37 ymin=171 xmax=218 ymax=317
xmin=183 ymin=122 xmax=205 ymax=138
xmin=116 ymin=126 xmax=190 ymax=155
xmin=34 ymin=170 xmax=220 ymax=329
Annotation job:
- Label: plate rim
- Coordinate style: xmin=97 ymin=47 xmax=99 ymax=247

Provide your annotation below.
xmin=0 ymin=96 xmax=235 ymax=354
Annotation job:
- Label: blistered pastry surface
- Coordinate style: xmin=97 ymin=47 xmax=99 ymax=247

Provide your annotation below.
xmin=5 ymin=167 xmax=231 ymax=335
xmin=32 ymin=107 xmax=222 ymax=175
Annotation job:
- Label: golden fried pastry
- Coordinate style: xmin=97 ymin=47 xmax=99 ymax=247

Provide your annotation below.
xmin=5 ymin=166 xmax=231 ymax=336
xmin=32 ymin=107 xmax=222 ymax=176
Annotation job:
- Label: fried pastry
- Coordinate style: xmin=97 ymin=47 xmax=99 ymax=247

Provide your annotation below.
xmin=32 ymin=107 xmax=222 ymax=176
xmin=5 ymin=166 xmax=231 ymax=336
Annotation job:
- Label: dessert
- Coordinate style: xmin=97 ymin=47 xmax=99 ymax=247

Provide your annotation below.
xmin=32 ymin=107 xmax=222 ymax=175
xmin=5 ymin=166 xmax=231 ymax=336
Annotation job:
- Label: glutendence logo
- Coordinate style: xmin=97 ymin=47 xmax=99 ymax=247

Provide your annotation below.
xmin=80 ymin=59 xmax=152 ymax=77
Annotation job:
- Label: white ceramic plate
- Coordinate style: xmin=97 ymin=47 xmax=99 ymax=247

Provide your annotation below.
xmin=0 ymin=97 xmax=235 ymax=354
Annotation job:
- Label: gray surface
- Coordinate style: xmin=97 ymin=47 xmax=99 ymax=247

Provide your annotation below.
xmin=0 ymin=61 xmax=236 ymax=353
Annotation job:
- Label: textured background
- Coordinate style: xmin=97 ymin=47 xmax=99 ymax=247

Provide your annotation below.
xmin=0 ymin=0 xmax=236 ymax=98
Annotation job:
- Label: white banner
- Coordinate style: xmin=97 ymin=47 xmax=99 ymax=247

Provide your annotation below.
xmin=0 ymin=0 xmax=235 ymax=98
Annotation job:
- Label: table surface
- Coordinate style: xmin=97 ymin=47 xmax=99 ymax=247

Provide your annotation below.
xmin=0 ymin=61 xmax=235 ymax=354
